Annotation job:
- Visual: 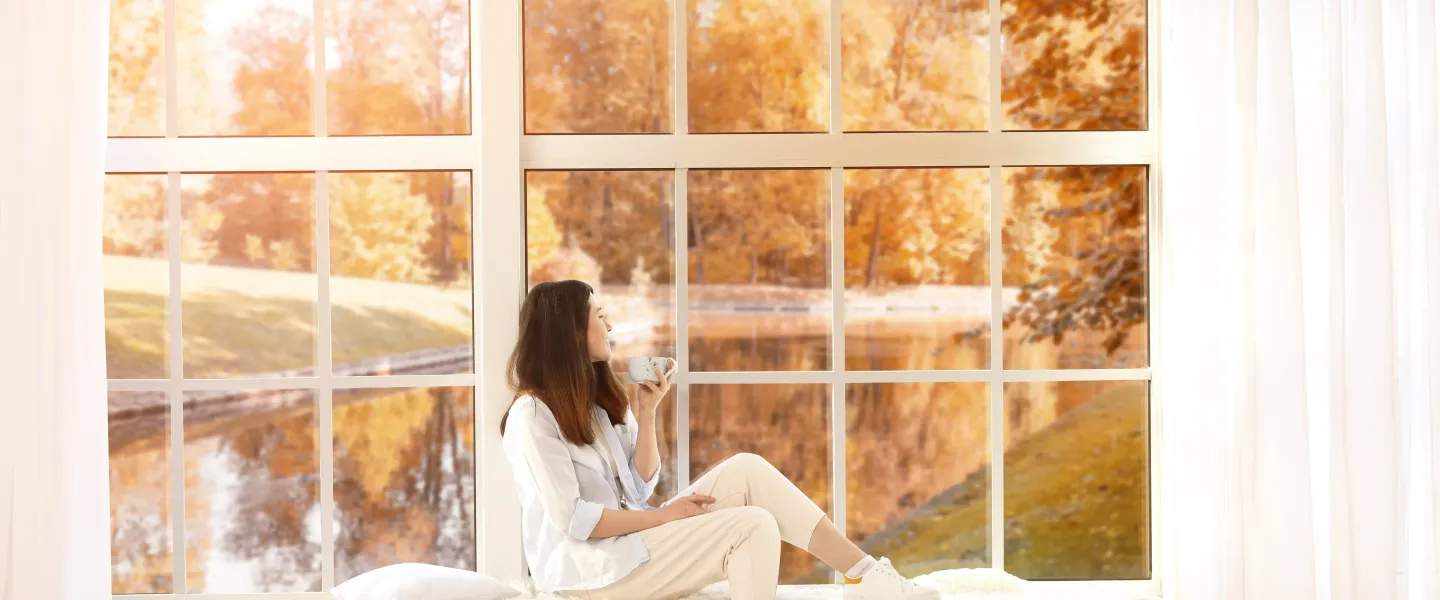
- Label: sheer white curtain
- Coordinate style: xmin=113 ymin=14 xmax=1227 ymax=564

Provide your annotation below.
xmin=0 ymin=1 xmax=113 ymax=599
xmin=1160 ymin=0 xmax=1439 ymax=599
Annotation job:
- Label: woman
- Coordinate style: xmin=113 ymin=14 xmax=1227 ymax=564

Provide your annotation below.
xmin=502 ymin=280 xmax=939 ymax=600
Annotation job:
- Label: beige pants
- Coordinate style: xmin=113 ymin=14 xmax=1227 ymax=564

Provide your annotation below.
xmin=568 ymin=453 xmax=828 ymax=600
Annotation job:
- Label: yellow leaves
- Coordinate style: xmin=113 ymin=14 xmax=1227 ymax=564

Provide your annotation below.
xmin=244 ymin=235 xmax=303 ymax=272
xmin=108 ymin=0 xmax=164 ymax=136
xmin=844 ymin=168 xmax=988 ymax=287
xmin=333 ymin=389 xmax=438 ymax=504
xmin=329 ymin=172 xmax=436 ymax=284
xmin=525 ymin=186 xmax=563 ymax=270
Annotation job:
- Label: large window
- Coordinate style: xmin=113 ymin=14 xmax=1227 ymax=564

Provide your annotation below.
xmin=107 ymin=0 xmax=1155 ymax=597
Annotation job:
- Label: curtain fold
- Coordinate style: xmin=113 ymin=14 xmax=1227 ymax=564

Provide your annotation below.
xmin=0 ymin=1 xmax=113 ymax=599
xmin=1161 ymin=0 xmax=1439 ymax=599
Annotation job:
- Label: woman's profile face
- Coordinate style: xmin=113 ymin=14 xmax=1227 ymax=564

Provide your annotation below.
xmin=586 ymin=295 xmax=614 ymax=362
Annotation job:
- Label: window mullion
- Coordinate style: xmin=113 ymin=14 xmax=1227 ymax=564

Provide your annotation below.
xmin=827 ymin=0 xmax=846 ymax=558
xmin=165 ymin=171 xmax=186 ymax=593
xmin=674 ymin=169 xmax=691 ymax=489
xmin=314 ymin=172 xmax=336 ymax=590
xmin=988 ymin=165 xmax=1006 ymax=572
xmin=673 ymin=0 xmax=691 ymax=490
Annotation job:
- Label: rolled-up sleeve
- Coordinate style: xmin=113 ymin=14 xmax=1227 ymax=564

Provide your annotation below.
xmin=623 ymin=411 xmax=661 ymax=501
xmin=510 ymin=405 xmax=605 ymax=539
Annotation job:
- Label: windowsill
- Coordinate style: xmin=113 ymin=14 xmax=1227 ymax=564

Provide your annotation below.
xmin=112 ymin=583 xmax=1160 ymax=600
xmin=709 ymin=583 xmax=1160 ymax=600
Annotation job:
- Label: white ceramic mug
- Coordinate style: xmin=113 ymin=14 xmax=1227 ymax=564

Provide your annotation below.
xmin=626 ymin=356 xmax=677 ymax=384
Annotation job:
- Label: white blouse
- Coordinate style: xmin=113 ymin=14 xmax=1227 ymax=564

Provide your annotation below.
xmin=501 ymin=396 xmax=661 ymax=593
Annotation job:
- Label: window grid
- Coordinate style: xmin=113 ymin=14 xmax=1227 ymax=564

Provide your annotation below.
xmin=107 ymin=0 xmax=1163 ymax=597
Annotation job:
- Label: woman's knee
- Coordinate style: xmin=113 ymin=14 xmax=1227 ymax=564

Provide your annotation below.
xmin=724 ymin=452 xmax=776 ymax=476
xmin=732 ymin=506 xmax=781 ymax=540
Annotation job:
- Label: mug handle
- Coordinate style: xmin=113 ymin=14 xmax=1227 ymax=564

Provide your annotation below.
xmin=664 ymin=358 xmax=678 ymax=378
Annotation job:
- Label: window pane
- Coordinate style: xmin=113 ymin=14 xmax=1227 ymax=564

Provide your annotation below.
xmin=1002 ymin=166 xmax=1147 ymax=369
xmin=109 ymin=391 xmax=173 ymax=594
xmin=326 ymin=0 xmax=471 ymax=135
xmin=523 ymin=0 xmax=672 ymax=133
xmin=1003 ymin=381 xmax=1149 ymax=580
xmin=844 ymin=169 xmax=989 ymax=370
xmin=688 ymin=0 xmax=829 ymax=133
xmin=1002 ymin=0 xmax=1146 ymax=130
xmin=330 ymin=172 xmax=472 ymax=375
xmin=184 ymin=389 xmax=320 ymax=592
xmin=105 ymin=175 xmax=170 ymax=379
xmin=525 ymin=170 xmax=680 ymax=500
xmin=525 ymin=170 xmax=676 ymax=376
xmin=182 ymin=173 xmax=316 ymax=378
xmin=841 ymin=0 xmax=987 ymax=132
xmin=847 ymin=382 xmax=989 ymax=574
xmin=109 ymin=0 xmax=165 ymax=136
xmin=688 ymin=170 xmax=830 ymax=372
xmin=177 ymin=0 xmax=315 ymax=136
xmin=334 ymin=387 xmax=475 ymax=582
xmin=689 ymin=384 xmax=831 ymax=584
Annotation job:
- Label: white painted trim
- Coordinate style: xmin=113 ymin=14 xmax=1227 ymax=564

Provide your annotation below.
xmin=314 ymin=173 xmax=335 ymax=590
xmin=165 ymin=171 xmax=185 ymax=592
xmin=106 ymin=132 xmax=1153 ymax=173
xmin=113 ymin=582 xmax=1161 ymax=600
xmin=675 ymin=169 xmax=691 ymax=489
xmin=468 ymin=0 xmax=486 ymax=578
xmin=828 ymin=165 xmax=845 ymax=546
xmin=988 ymin=165 xmax=1005 ymax=571
xmin=1146 ymin=0 xmax=1167 ymax=587
xmin=476 ymin=0 xmax=525 ymax=582
xmin=106 ymin=373 xmax=480 ymax=392
xmin=520 ymin=132 xmax=1154 ymax=170
xmin=107 ymin=137 xmax=478 ymax=172
xmin=683 ymin=369 xmax=1151 ymax=386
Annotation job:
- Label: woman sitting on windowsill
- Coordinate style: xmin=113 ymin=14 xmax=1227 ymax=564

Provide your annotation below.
xmin=500 ymin=280 xmax=940 ymax=600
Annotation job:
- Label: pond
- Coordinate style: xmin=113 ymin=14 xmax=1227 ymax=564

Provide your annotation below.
xmin=108 ymin=315 xmax=1148 ymax=593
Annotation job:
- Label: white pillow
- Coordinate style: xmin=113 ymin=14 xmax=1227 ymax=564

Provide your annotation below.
xmin=332 ymin=563 xmax=521 ymax=600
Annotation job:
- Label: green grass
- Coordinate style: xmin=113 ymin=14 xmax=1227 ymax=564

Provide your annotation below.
xmin=822 ymin=382 xmax=1149 ymax=581
xmin=104 ymin=256 xmax=471 ymax=379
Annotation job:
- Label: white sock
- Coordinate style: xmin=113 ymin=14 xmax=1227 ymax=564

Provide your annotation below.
xmin=845 ymin=555 xmax=877 ymax=580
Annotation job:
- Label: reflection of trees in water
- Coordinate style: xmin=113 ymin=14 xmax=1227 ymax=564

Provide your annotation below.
xmin=175 ymin=387 xmax=474 ymax=591
xmin=213 ymin=407 xmax=321 ymax=592
xmin=688 ymin=382 xmax=831 ymax=584
xmin=333 ymin=387 xmax=476 ymax=582
xmin=109 ymin=440 xmax=172 ymax=593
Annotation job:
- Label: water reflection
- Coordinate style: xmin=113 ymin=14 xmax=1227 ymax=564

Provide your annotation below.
xmin=334 ymin=387 xmax=476 ymax=583
xmin=183 ymin=390 xmax=320 ymax=593
xmin=689 ymin=383 xmax=831 ymax=584
xmin=110 ymin=321 xmax=1143 ymax=590
xmin=109 ymin=392 xmax=173 ymax=594
xmin=109 ymin=387 xmax=475 ymax=593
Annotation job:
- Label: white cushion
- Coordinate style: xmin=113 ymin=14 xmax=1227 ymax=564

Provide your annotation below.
xmin=332 ymin=563 xmax=521 ymax=600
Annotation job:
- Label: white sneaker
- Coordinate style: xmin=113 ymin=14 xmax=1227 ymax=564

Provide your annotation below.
xmin=842 ymin=557 xmax=941 ymax=600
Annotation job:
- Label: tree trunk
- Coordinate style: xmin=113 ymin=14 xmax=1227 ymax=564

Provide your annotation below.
xmin=866 ymin=203 xmax=884 ymax=287
xmin=689 ymin=213 xmax=705 ymax=283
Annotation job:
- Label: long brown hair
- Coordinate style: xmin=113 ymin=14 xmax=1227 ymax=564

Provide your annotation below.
xmin=501 ymin=280 xmax=629 ymax=445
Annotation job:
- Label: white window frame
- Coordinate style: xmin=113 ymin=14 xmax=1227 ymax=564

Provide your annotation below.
xmin=106 ymin=0 xmax=1165 ymax=598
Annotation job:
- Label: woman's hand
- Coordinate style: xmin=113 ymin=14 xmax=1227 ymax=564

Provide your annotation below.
xmin=634 ymin=360 xmax=674 ymax=414
xmin=656 ymin=494 xmax=714 ymax=524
